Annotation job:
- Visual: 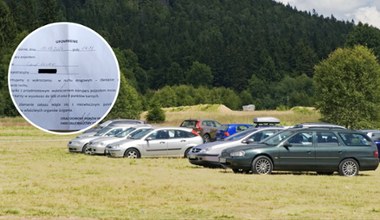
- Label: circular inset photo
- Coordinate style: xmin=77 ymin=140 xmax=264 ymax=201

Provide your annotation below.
xmin=8 ymin=22 xmax=120 ymax=134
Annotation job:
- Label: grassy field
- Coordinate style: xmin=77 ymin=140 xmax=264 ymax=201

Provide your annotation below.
xmin=1 ymin=107 xmax=380 ymax=219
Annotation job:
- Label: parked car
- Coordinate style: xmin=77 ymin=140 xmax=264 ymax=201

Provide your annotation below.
xmin=86 ymin=125 xmax=152 ymax=155
xmin=180 ymin=119 xmax=222 ymax=142
xmin=188 ymin=127 xmax=284 ymax=167
xmin=361 ymin=129 xmax=380 ymax=159
xmin=67 ymin=123 xmax=135 ymax=153
xmin=216 ymin=123 xmax=253 ymax=140
xmin=219 ymin=127 xmax=379 ymax=176
xmin=106 ymin=127 xmax=204 ymax=158
xmin=79 ymin=119 xmax=146 ymax=138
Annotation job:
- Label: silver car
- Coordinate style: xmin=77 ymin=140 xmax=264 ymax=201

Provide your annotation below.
xmin=106 ymin=127 xmax=204 ymax=158
xmin=86 ymin=125 xmax=152 ymax=155
xmin=78 ymin=119 xmax=146 ymax=138
xmin=188 ymin=127 xmax=284 ymax=167
xmin=67 ymin=123 xmax=135 ymax=153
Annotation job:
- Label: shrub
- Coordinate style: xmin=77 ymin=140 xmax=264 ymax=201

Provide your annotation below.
xmin=146 ymin=105 xmax=165 ymax=123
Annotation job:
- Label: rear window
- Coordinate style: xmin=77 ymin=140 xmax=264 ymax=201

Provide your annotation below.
xmin=168 ymin=129 xmax=196 ymax=138
xmin=339 ymin=133 xmax=372 ymax=146
xmin=369 ymin=132 xmax=380 ymax=141
xmin=180 ymin=120 xmax=197 ymax=128
xmin=220 ymin=125 xmax=229 ymax=131
xmin=237 ymin=125 xmax=250 ymax=132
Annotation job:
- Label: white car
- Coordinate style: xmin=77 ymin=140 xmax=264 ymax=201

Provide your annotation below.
xmin=67 ymin=123 xmax=135 ymax=153
xmin=106 ymin=127 xmax=204 ymax=158
xmin=86 ymin=125 xmax=152 ymax=155
xmin=188 ymin=127 xmax=284 ymax=167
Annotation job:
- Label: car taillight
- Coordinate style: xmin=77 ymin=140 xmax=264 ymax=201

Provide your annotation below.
xmin=374 ymin=150 xmax=379 ymax=158
xmin=224 ymin=131 xmax=230 ymax=137
xmin=192 ymin=130 xmax=200 ymax=136
xmin=196 ymin=121 xmax=202 ymax=130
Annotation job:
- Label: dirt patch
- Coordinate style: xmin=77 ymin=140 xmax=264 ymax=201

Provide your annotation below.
xmin=217 ymin=105 xmax=233 ymax=113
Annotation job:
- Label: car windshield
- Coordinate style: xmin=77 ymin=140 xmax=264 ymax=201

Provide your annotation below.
xmin=129 ymin=128 xmax=154 ymax=139
xmin=115 ymin=127 xmax=136 ymax=138
xmin=225 ymin=128 xmax=258 ymax=141
xmin=94 ymin=127 xmax=113 ymax=136
xmin=261 ymin=130 xmax=295 ymax=145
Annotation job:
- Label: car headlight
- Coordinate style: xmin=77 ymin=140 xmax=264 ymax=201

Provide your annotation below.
xmin=107 ymin=145 xmax=121 ymax=150
xmin=92 ymin=142 xmax=103 ymax=147
xmin=199 ymin=148 xmax=209 ymax=153
xmin=230 ymin=151 xmax=246 ymax=157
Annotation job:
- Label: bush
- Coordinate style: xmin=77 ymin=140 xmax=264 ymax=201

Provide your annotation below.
xmin=146 ymin=105 xmax=165 ymax=123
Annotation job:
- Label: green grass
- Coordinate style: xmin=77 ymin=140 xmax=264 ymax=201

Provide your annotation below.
xmin=1 ymin=110 xmax=379 ymax=219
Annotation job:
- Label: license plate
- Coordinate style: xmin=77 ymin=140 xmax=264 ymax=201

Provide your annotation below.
xmin=188 ymin=155 xmax=196 ymax=159
xmin=219 ymin=158 xmax=226 ymax=163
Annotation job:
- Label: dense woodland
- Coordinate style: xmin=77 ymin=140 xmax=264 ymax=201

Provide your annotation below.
xmin=1 ymin=0 xmax=380 ymax=118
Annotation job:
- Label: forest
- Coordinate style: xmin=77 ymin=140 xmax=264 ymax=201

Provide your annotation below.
xmin=1 ymin=0 xmax=380 ymax=118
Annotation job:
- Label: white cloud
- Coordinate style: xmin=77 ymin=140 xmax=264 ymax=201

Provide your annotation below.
xmin=353 ymin=6 xmax=380 ymax=28
xmin=274 ymin=0 xmax=380 ymax=29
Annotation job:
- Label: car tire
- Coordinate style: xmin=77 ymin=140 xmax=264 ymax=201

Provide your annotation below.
xmin=203 ymin=134 xmax=211 ymax=143
xmin=339 ymin=158 xmax=359 ymax=176
xmin=84 ymin=147 xmax=92 ymax=155
xmin=81 ymin=144 xmax=88 ymax=154
xmin=124 ymin=148 xmax=141 ymax=158
xmin=252 ymin=156 xmax=273 ymax=175
xmin=184 ymin=147 xmax=192 ymax=158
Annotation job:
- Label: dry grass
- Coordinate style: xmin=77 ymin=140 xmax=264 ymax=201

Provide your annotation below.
xmin=146 ymin=104 xmax=321 ymax=126
xmin=2 ymin=107 xmax=379 ymax=219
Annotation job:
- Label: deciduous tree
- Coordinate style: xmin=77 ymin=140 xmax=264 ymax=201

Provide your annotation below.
xmin=314 ymin=45 xmax=380 ymax=128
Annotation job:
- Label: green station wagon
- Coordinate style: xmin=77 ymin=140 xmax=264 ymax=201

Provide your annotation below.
xmin=219 ymin=128 xmax=379 ymax=176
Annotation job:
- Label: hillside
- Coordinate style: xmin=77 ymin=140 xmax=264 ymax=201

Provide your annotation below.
xmin=0 ymin=0 xmax=360 ymax=115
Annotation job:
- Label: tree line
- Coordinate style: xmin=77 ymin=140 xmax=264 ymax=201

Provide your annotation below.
xmin=1 ymin=0 xmax=380 ymax=123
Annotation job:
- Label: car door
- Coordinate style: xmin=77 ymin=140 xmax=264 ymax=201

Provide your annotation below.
xmin=143 ymin=130 xmax=168 ymax=156
xmin=314 ymin=131 xmax=344 ymax=170
xmin=203 ymin=120 xmax=221 ymax=139
xmin=166 ymin=129 xmax=189 ymax=156
xmin=277 ymin=131 xmax=315 ymax=170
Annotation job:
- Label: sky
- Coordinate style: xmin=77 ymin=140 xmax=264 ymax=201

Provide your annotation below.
xmin=274 ymin=0 xmax=380 ymax=29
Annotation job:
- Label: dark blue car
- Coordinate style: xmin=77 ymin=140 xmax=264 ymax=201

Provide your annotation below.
xmin=216 ymin=124 xmax=252 ymax=140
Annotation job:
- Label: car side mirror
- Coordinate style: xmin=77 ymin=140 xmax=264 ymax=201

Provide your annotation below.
xmin=243 ymin=138 xmax=254 ymax=144
xmin=283 ymin=141 xmax=292 ymax=148
xmin=145 ymin=137 xmax=152 ymax=141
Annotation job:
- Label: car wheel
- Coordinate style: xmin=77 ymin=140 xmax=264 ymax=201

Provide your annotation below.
xmin=339 ymin=158 xmax=359 ymax=176
xmin=203 ymin=134 xmax=211 ymax=143
xmin=81 ymin=144 xmax=88 ymax=153
xmin=252 ymin=156 xmax=273 ymax=175
xmin=184 ymin=147 xmax=192 ymax=158
xmin=84 ymin=147 xmax=92 ymax=155
xmin=124 ymin=148 xmax=141 ymax=158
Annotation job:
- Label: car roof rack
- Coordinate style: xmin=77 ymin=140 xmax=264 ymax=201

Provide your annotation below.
xmin=253 ymin=117 xmax=280 ymax=127
xmin=293 ymin=122 xmax=345 ymax=129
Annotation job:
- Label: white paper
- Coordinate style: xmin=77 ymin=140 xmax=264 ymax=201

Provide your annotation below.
xmin=8 ymin=22 xmax=120 ymax=134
